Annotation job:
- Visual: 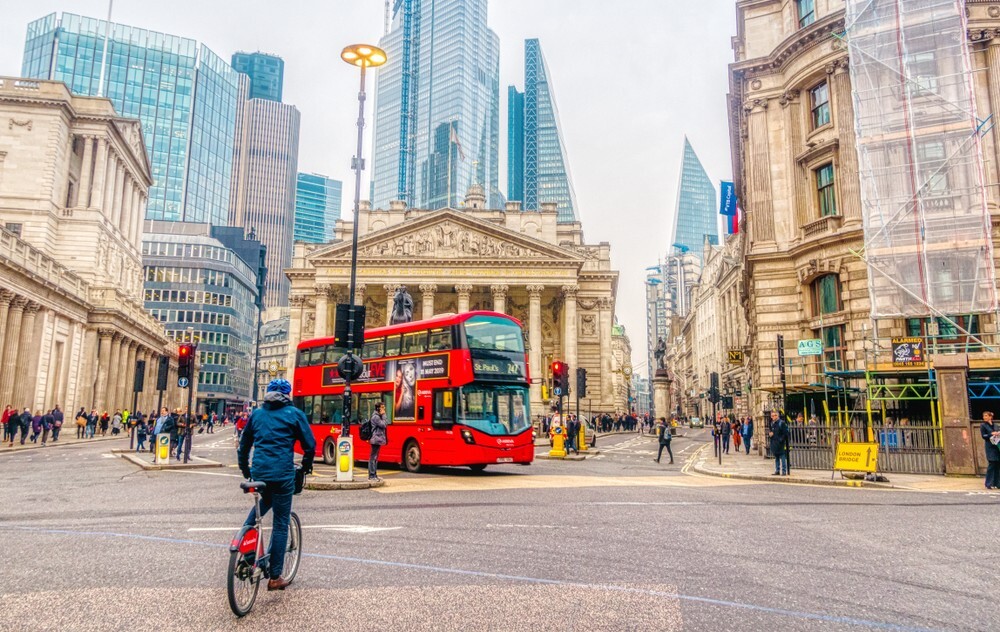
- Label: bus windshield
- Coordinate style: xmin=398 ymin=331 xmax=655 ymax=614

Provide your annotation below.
xmin=458 ymin=385 xmax=530 ymax=436
xmin=464 ymin=316 xmax=524 ymax=354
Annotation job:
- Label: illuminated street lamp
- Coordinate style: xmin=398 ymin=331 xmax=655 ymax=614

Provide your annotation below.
xmin=338 ymin=44 xmax=387 ymax=448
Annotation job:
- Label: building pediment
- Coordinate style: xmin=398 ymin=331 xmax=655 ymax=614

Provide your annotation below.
xmin=309 ymin=209 xmax=584 ymax=265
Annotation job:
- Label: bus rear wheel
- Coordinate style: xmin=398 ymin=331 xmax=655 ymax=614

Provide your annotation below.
xmin=403 ymin=440 xmax=422 ymax=473
xmin=469 ymin=464 xmax=487 ymax=473
xmin=323 ymin=439 xmax=337 ymax=465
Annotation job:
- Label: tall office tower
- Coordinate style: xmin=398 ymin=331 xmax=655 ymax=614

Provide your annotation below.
xmin=229 ymin=54 xmax=301 ymax=312
xmin=671 ymin=137 xmax=719 ymax=257
xmin=294 ymin=173 xmax=343 ymax=244
xmin=231 ymin=52 xmax=284 ymax=102
xmin=371 ymin=0 xmax=502 ymax=211
xmin=23 ymin=12 xmax=241 ymax=225
xmin=507 ymin=39 xmax=579 ymax=222
xmin=507 ymin=86 xmax=525 ymax=204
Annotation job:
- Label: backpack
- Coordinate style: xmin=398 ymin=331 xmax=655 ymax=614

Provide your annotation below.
xmin=359 ymin=419 xmax=374 ymax=442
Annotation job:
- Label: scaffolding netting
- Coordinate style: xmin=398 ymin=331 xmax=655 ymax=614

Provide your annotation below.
xmin=847 ymin=0 xmax=997 ymax=318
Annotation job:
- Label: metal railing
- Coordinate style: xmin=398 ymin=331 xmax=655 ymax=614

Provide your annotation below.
xmin=786 ymin=419 xmax=944 ymax=474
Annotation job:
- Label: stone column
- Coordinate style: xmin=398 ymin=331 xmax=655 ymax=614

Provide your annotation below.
xmin=830 ymin=59 xmax=861 ymax=220
xmin=132 ymin=194 xmax=146 ymax=246
xmin=455 ymin=284 xmax=474 ymax=313
xmin=90 ymin=137 xmax=109 ymax=210
xmin=419 ymin=284 xmax=437 ymax=320
xmin=129 ymin=186 xmax=141 ymax=243
xmin=76 ymin=136 xmax=95 ymax=208
xmin=102 ymin=333 xmax=123 ymax=412
xmin=314 ymin=284 xmax=331 ymax=339
xmin=490 ymin=284 xmax=508 ymax=314
xmin=111 ymin=162 xmax=126 ymax=228
xmin=0 ymin=297 xmax=27 ymax=405
xmin=561 ymin=285 xmax=579 ymax=374
xmin=383 ymin=284 xmax=401 ymax=325
xmin=986 ymin=38 xmax=1000 ymax=199
xmin=526 ymin=285 xmax=544 ymax=407
xmin=935 ymin=354 xmax=976 ymax=475
xmin=286 ymin=296 xmax=305 ymax=373
xmin=14 ymin=302 xmax=41 ymax=408
xmin=744 ymin=99 xmax=775 ymax=242
xmin=598 ymin=297 xmax=614 ymax=406
xmin=779 ymin=90 xmax=807 ymax=228
xmin=121 ymin=178 xmax=135 ymax=239
xmin=122 ymin=340 xmax=138 ymax=410
xmin=353 ymin=283 xmax=367 ymax=308
xmin=103 ymin=157 xmax=117 ymax=219
xmin=0 ymin=290 xmax=14 ymax=366
xmin=79 ymin=328 xmax=99 ymax=409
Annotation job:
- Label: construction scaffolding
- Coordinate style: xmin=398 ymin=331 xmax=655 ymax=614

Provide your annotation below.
xmin=846 ymin=0 xmax=997 ymax=319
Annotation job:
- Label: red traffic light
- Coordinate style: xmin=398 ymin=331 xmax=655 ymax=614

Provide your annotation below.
xmin=179 ymin=346 xmax=190 ymax=356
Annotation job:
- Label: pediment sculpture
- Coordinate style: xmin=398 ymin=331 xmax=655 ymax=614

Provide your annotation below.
xmin=358 ymin=221 xmax=545 ymax=259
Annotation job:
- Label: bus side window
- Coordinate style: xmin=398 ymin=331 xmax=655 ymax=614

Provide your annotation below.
xmin=428 ymin=329 xmax=452 ymax=351
xmin=301 ymin=396 xmax=314 ymax=423
xmin=433 ymin=390 xmax=456 ymax=428
xmin=321 ymin=395 xmax=339 ymax=425
xmin=385 ymin=335 xmax=401 ymax=357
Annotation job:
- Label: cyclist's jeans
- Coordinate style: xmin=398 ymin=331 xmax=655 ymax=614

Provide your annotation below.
xmin=244 ymin=478 xmax=295 ymax=578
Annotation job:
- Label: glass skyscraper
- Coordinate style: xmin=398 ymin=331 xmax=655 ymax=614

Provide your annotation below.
xmin=231 ymin=52 xmax=284 ymax=102
xmin=371 ymin=0 xmax=502 ymax=211
xmin=507 ymin=39 xmax=579 ymax=223
xmin=671 ymin=137 xmax=718 ymax=257
xmin=294 ymin=173 xmax=342 ymax=244
xmin=22 ymin=12 xmax=241 ymax=225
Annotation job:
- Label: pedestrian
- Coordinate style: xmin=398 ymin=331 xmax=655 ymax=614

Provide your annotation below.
xmin=18 ymin=408 xmax=32 ymax=445
xmin=980 ymin=411 xmax=1000 ymax=490
xmin=1 ymin=405 xmax=12 ymax=442
xmin=721 ymin=416 xmax=731 ymax=454
xmin=178 ymin=413 xmax=195 ymax=463
xmin=74 ymin=407 xmax=86 ymax=439
xmin=85 ymin=409 xmax=97 ymax=438
xmin=152 ymin=407 xmax=170 ymax=457
xmin=99 ymin=412 xmax=109 ymax=436
xmin=769 ymin=410 xmax=790 ymax=476
xmin=111 ymin=410 xmax=122 ymax=436
xmin=175 ymin=412 xmax=191 ymax=461
xmin=136 ymin=419 xmax=148 ymax=452
xmin=50 ymin=406 xmax=63 ymax=442
xmin=732 ymin=418 xmax=742 ymax=453
xmin=40 ymin=409 xmax=54 ymax=446
xmin=566 ymin=414 xmax=579 ymax=454
xmin=742 ymin=417 xmax=754 ymax=455
xmin=368 ymin=402 xmax=388 ymax=481
xmin=655 ymin=417 xmax=673 ymax=464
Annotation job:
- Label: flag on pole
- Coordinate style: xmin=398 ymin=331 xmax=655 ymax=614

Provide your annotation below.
xmin=449 ymin=122 xmax=466 ymax=162
xmin=727 ymin=206 xmax=740 ymax=235
xmin=719 ymin=181 xmax=737 ymax=216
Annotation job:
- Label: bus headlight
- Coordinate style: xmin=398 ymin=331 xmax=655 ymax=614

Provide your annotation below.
xmin=460 ymin=428 xmax=475 ymax=445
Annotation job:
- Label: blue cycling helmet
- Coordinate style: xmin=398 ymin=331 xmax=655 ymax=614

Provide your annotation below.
xmin=267 ymin=378 xmax=291 ymax=395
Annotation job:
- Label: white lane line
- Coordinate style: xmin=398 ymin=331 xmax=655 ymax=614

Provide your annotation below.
xmin=188 ymin=524 xmax=401 ymax=532
xmin=590 ymin=501 xmax=704 ymax=506
xmin=486 ymin=524 xmax=577 ymax=529
xmin=169 ymin=469 xmax=242 ymax=478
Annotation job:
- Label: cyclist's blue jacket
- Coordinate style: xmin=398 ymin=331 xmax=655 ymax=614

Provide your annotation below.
xmin=238 ymin=392 xmax=316 ymax=483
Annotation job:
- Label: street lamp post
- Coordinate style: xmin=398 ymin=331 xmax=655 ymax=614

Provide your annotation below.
xmin=340 ymin=44 xmax=387 ymax=443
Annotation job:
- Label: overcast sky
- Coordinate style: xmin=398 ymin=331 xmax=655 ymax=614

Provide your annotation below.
xmin=0 ymin=0 xmax=737 ymax=374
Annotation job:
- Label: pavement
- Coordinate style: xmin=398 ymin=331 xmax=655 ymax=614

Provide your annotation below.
xmin=1 ymin=428 xmax=999 ymax=631
xmin=691 ymin=442 xmax=995 ymax=493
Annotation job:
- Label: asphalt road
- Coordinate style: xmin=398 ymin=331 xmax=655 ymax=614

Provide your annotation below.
xmin=1 ymin=429 xmax=998 ymax=631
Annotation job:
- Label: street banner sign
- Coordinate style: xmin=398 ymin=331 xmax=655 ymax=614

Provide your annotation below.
xmin=891 ymin=337 xmax=925 ymax=367
xmin=719 ymin=181 xmax=737 ymax=216
xmin=834 ymin=442 xmax=879 ymax=473
xmin=727 ymin=349 xmax=744 ymax=365
xmin=797 ymin=339 xmax=823 ymax=356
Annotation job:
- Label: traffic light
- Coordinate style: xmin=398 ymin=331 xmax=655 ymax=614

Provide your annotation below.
xmin=178 ymin=344 xmax=194 ymax=380
xmin=576 ymin=367 xmax=588 ymax=398
xmin=709 ymin=371 xmax=720 ymax=403
xmin=551 ymin=361 xmax=569 ymax=394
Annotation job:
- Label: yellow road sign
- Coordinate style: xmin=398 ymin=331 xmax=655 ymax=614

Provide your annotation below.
xmin=834 ymin=442 xmax=879 ymax=473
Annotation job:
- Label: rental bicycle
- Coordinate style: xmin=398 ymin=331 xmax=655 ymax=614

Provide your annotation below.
xmin=226 ymin=480 xmax=302 ymax=617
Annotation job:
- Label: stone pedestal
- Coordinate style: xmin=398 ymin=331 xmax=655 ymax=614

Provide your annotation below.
xmin=652 ymin=370 xmax=672 ymax=420
xmin=935 ymin=354 xmax=976 ymax=475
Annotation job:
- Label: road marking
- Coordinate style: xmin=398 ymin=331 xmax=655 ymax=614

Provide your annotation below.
xmin=187 ymin=524 xmax=400 ymax=533
xmin=486 ymin=524 xmax=577 ymax=529
xmin=168 ymin=470 xmax=242 ymax=478
xmin=590 ymin=501 xmax=704 ymax=506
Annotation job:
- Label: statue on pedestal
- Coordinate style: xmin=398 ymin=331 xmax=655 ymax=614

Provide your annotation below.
xmin=654 ymin=337 xmax=667 ymax=371
xmin=390 ymin=286 xmax=414 ymax=324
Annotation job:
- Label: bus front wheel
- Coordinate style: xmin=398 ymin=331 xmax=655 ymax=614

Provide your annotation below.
xmin=469 ymin=464 xmax=487 ymax=473
xmin=403 ymin=440 xmax=422 ymax=473
xmin=323 ymin=439 xmax=337 ymax=465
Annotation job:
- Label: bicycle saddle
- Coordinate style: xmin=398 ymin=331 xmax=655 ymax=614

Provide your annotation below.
xmin=240 ymin=481 xmax=266 ymax=492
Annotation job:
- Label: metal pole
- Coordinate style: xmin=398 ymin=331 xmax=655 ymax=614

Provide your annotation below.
xmin=130 ymin=388 xmax=138 ymax=450
xmin=97 ymin=0 xmax=113 ymax=97
xmin=252 ymin=305 xmax=262 ymax=403
xmin=343 ymin=61 xmax=368 ymax=438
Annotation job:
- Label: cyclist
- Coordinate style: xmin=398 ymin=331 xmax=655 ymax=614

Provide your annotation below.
xmin=237 ymin=378 xmax=315 ymax=591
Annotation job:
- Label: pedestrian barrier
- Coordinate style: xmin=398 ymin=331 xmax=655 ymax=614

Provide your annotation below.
xmin=787 ymin=421 xmax=943 ymax=474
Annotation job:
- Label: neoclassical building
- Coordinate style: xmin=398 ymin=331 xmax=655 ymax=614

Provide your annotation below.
xmin=0 ymin=77 xmax=178 ymax=414
xmin=285 ymin=186 xmax=620 ymax=415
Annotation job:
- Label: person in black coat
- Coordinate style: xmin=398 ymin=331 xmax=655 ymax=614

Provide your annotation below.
xmin=980 ymin=411 xmax=1000 ymax=489
xmin=769 ymin=410 xmax=790 ymax=475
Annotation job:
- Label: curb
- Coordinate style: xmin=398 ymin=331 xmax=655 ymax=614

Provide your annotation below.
xmin=0 ymin=434 xmax=126 ymax=455
xmin=691 ymin=460 xmax=898 ymax=489
xmin=536 ymin=452 xmax=596 ymax=461
xmin=117 ymin=451 xmax=224 ymax=470
xmin=305 ymin=477 xmax=385 ymax=491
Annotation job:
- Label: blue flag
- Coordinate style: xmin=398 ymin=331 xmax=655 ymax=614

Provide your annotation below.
xmin=720 ymin=181 xmax=737 ymax=216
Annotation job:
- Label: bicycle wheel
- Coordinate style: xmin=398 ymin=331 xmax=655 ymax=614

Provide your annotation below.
xmin=283 ymin=512 xmax=302 ymax=584
xmin=227 ymin=548 xmax=260 ymax=617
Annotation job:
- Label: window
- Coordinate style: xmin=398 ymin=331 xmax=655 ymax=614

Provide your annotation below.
xmin=428 ymin=328 xmax=453 ymax=352
xmin=917 ymin=140 xmax=948 ymax=194
xmin=458 ymin=385 xmax=531 ymax=436
xmin=433 ymin=390 xmax=457 ymax=428
xmin=819 ymin=325 xmax=846 ymax=371
xmin=363 ymin=338 xmax=385 ymax=359
xmin=402 ymin=332 xmax=427 ymax=355
xmin=464 ymin=316 xmax=525 ymax=353
xmin=385 ymin=335 xmax=401 ymax=357
xmin=816 ymin=164 xmax=837 ymax=217
xmin=798 ymin=0 xmax=816 ymax=28
xmin=812 ymin=275 xmax=842 ymax=316
xmin=5 ymin=223 xmax=22 ymax=237
xmin=906 ymin=50 xmax=938 ymax=95
xmin=810 ymin=81 xmax=830 ymax=129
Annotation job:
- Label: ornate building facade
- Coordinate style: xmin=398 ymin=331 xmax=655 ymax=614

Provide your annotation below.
xmin=285 ymin=186 xmax=619 ymax=417
xmin=729 ymin=1 xmax=1000 ymax=473
xmin=0 ymin=77 xmax=177 ymax=415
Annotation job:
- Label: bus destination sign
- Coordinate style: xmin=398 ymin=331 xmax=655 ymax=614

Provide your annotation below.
xmin=470 ymin=351 xmax=526 ymax=382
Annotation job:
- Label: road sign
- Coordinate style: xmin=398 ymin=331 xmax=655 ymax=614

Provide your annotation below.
xmin=797 ymin=339 xmax=823 ymax=356
xmin=891 ymin=337 xmax=925 ymax=367
xmin=554 ymin=387 xmax=562 ymax=397
xmin=727 ymin=349 xmax=744 ymax=365
xmin=178 ymin=377 xmax=190 ymax=388
xmin=834 ymin=442 xmax=879 ymax=473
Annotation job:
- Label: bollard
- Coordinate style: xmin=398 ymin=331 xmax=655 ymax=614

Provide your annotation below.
xmin=579 ymin=424 xmax=588 ymax=452
xmin=154 ymin=433 xmax=170 ymax=465
xmin=549 ymin=427 xmax=566 ymax=458
xmin=336 ymin=434 xmax=354 ymax=482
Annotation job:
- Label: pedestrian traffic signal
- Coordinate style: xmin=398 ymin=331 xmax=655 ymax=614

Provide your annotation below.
xmin=576 ymin=367 xmax=588 ymax=398
xmin=178 ymin=344 xmax=194 ymax=380
xmin=551 ymin=361 xmax=569 ymax=394
xmin=709 ymin=371 xmax=720 ymax=403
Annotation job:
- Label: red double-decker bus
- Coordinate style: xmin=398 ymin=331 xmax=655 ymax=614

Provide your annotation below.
xmin=292 ymin=311 xmax=534 ymax=472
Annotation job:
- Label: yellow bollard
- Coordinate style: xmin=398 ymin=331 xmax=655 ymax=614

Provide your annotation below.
xmin=549 ymin=427 xmax=566 ymax=458
xmin=579 ymin=424 xmax=588 ymax=452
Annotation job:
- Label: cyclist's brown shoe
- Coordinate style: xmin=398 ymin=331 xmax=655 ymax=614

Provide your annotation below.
xmin=267 ymin=577 xmax=290 ymax=591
